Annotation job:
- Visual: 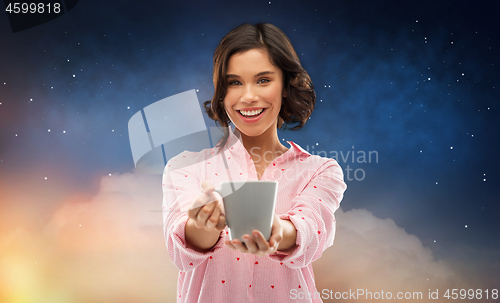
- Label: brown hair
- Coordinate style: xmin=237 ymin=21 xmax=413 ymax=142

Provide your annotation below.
xmin=203 ymin=23 xmax=316 ymax=152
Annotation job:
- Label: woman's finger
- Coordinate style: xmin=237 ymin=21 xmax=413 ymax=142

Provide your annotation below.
xmin=224 ymin=240 xmax=237 ymax=250
xmin=187 ymin=188 xmax=214 ymax=219
xmin=242 ymin=235 xmax=259 ymax=254
xmin=268 ymin=215 xmax=283 ymax=247
xmin=231 ymin=239 xmax=248 ymax=253
xmin=206 ymin=204 xmax=221 ymax=230
xmin=188 ymin=180 xmax=218 ymax=214
xmin=187 ymin=197 xmax=204 ymax=220
xmin=268 ymin=229 xmax=282 ymax=248
xmin=195 ymin=201 xmax=216 ymax=228
xmin=213 ymin=191 xmax=224 ymax=214
xmin=252 ymin=231 xmax=270 ymax=252
xmin=267 ymin=236 xmax=279 ymax=254
xmin=216 ymin=212 xmax=226 ymax=231
xmin=200 ymin=180 xmax=215 ymax=193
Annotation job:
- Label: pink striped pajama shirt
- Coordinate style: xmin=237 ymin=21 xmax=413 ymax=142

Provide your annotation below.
xmin=162 ymin=126 xmax=347 ymax=302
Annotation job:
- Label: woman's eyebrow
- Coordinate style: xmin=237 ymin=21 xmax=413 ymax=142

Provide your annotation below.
xmin=226 ymin=71 xmax=275 ymax=79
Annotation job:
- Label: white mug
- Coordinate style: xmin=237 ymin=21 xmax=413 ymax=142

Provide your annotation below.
xmin=214 ymin=181 xmax=278 ymax=242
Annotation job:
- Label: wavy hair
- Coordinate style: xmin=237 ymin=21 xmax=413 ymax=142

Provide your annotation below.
xmin=203 ymin=23 xmax=316 ymax=152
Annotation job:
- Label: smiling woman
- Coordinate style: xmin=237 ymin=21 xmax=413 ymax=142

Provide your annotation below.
xmin=224 ymin=49 xmax=285 ymax=142
xmin=204 ymin=23 xmax=316 ymax=150
xmin=222 ymin=48 xmax=288 ymax=180
xmin=163 ymin=23 xmax=347 ymax=303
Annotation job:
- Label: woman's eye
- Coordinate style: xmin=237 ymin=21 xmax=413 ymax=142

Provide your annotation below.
xmin=229 ymin=81 xmax=241 ymax=85
xmin=258 ymin=79 xmax=270 ymax=84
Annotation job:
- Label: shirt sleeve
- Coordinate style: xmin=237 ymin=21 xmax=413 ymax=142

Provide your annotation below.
xmin=162 ymin=153 xmax=227 ymax=272
xmin=267 ymin=158 xmax=346 ymax=269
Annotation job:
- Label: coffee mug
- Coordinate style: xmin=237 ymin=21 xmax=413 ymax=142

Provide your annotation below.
xmin=214 ymin=181 xmax=278 ymax=242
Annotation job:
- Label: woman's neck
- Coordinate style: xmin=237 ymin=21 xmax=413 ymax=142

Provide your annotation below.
xmin=234 ymin=124 xmax=289 ymax=163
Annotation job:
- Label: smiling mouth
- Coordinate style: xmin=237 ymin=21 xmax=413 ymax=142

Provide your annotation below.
xmin=238 ymin=108 xmax=266 ymax=118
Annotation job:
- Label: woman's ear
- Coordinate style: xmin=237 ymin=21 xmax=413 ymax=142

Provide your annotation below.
xmin=282 ymin=89 xmax=287 ymax=98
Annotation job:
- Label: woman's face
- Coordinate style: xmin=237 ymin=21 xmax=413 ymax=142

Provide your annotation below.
xmin=223 ymin=48 xmax=286 ymax=138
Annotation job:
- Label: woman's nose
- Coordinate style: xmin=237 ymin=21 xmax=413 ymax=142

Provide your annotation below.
xmin=241 ymin=85 xmax=258 ymax=103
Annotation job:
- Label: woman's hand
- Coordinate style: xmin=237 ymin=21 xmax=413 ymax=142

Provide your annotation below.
xmin=187 ymin=180 xmax=226 ymax=231
xmin=185 ymin=180 xmax=226 ymax=252
xmin=224 ymin=213 xmax=284 ymax=256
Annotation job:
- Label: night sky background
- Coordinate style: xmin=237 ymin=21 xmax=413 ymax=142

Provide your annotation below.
xmin=1 ymin=0 xmax=499 ymax=302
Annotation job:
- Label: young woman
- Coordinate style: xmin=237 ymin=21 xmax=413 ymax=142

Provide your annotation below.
xmin=163 ymin=23 xmax=347 ymax=303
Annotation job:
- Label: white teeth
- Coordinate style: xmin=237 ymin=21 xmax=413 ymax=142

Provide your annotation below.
xmin=240 ymin=108 xmax=264 ymax=116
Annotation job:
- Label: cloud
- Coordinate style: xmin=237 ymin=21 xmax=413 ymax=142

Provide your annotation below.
xmin=1 ymin=172 xmax=497 ymax=302
xmin=1 ymin=171 xmax=178 ymax=302
xmin=313 ymin=208 xmax=497 ymax=302
xmin=42 ymin=172 xmax=162 ymax=252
